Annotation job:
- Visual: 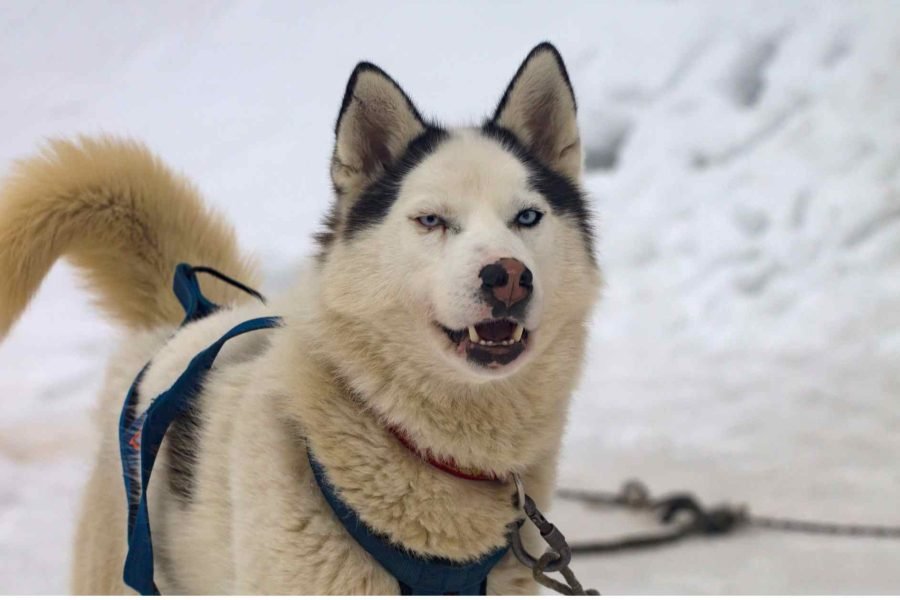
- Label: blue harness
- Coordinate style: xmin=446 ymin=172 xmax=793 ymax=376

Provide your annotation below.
xmin=118 ymin=264 xmax=509 ymax=595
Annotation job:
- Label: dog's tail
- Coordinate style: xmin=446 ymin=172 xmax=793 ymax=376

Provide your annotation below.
xmin=0 ymin=136 xmax=260 ymax=338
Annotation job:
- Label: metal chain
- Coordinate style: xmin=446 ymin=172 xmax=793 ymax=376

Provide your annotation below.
xmin=506 ymin=477 xmax=899 ymax=593
xmin=557 ymin=479 xmax=900 ymax=556
xmin=509 ymin=474 xmax=600 ymax=595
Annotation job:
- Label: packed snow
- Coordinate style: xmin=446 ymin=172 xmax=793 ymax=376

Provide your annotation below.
xmin=1 ymin=0 xmax=898 ymax=594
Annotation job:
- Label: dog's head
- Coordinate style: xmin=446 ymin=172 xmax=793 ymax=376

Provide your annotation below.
xmin=316 ymin=43 xmax=599 ymax=384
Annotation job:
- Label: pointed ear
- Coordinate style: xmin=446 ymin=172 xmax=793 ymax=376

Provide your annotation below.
xmin=331 ymin=63 xmax=426 ymax=200
xmin=491 ymin=43 xmax=582 ymax=180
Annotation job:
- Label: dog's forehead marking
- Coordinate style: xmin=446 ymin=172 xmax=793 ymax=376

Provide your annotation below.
xmin=397 ymin=129 xmax=535 ymax=211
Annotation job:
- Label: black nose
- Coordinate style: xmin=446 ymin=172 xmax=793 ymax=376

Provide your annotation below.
xmin=479 ymin=258 xmax=533 ymax=308
xmin=479 ymin=263 xmax=509 ymax=289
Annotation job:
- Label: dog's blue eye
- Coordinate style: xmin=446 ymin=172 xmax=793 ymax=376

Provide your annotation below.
xmin=416 ymin=214 xmax=445 ymax=229
xmin=516 ymin=209 xmax=543 ymax=228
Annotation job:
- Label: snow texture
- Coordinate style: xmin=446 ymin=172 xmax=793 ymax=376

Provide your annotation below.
xmin=1 ymin=0 xmax=898 ymax=594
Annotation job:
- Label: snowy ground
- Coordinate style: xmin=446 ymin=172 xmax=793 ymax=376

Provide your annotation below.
xmin=1 ymin=0 xmax=899 ymax=594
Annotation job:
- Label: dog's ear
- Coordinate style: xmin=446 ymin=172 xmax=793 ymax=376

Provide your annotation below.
xmin=491 ymin=43 xmax=581 ymax=180
xmin=331 ymin=62 xmax=426 ymax=200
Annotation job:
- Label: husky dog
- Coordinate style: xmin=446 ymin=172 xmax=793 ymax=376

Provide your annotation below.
xmin=0 ymin=42 xmax=600 ymax=594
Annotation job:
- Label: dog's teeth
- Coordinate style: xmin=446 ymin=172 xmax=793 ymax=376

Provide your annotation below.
xmin=468 ymin=325 xmax=480 ymax=343
xmin=513 ymin=324 xmax=525 ymax=342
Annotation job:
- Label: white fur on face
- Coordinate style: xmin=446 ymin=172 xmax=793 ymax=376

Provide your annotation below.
xmin=392 ymin=130 xmax=550 ymax=329
xmin=321 ymin=129 xmax=587 ymax=382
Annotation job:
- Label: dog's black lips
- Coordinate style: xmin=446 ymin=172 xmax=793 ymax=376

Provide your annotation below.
xmin=442 ymin=325 xmax=466 ymax=344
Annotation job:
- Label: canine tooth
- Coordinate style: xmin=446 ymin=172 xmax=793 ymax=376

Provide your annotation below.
xmin=468 ymin=326 xmax=480 ymax=343
xmin=513 ymin=324 xmax=525 ymax=342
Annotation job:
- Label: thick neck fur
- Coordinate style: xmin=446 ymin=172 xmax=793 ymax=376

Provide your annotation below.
xmin=268 ymin=264 xmax=592 ymax=560
xmin=316 ymin=310 xmax=587 ymax=474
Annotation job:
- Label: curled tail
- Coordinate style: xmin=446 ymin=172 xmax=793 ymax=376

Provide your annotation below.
xmin=0 ymin=136 xmax=260 ymax=338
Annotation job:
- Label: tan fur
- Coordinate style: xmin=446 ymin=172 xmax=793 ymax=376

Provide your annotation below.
xmin=0 ymin=136 xmax=259 ymax=338
xmin=0 ymin=43 xmax=600 ymax=595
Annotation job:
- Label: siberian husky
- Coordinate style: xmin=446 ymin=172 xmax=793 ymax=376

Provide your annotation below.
xmin=0 ymin=42 xmax=600 ymax=594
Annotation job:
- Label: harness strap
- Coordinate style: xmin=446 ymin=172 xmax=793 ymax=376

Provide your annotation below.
xmin=118 ymin=264 xmax=508 ymax=595
xmin=308 ymin=451 xmax=509 ymax=595
xmin=119 ymin=264 xmax=279 ymax=595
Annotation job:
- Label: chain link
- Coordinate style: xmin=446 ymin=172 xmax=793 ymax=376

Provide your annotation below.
xmin=509 ymin=474 xmax=599 ymax=595
xmin=532 ymin=552 xmax=600 ymax=596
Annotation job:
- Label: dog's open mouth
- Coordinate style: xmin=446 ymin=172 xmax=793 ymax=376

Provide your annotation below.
xmin=440 ymin=318 xmax=530 ymax=368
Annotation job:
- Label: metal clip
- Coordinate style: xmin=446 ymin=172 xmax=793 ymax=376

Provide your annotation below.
xmin=509 ymin=474 xmax=572 ymax=573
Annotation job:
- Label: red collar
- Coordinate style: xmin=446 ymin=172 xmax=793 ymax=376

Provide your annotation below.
xmin=387 ymin=424 xmax=504 ymax=483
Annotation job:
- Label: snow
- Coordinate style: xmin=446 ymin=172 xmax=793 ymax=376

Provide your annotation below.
xmin=1 ymin=0 xmax=899 ymax=594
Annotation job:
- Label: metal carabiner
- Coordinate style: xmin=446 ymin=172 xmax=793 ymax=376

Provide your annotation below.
xmin=508 ymin=474 xmax=572 ymax=573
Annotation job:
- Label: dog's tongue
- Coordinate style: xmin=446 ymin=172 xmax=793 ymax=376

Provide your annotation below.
xmin=475 ymin=319 xmax=515 ymax=342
